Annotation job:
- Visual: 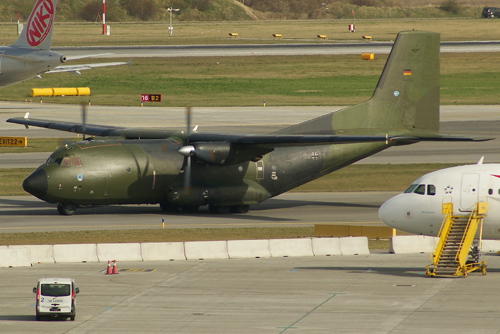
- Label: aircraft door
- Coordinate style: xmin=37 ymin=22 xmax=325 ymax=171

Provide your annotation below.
xmin=460 ymin=173 xmax=479 ymax=212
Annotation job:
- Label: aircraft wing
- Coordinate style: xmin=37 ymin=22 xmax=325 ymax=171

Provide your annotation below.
xmin=7 ymin=117 xmax=491 ymax=145
xmin=46 ymin=58 xmax=132 ymax=75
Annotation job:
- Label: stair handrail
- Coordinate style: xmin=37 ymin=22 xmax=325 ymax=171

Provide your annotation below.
xmin=455 ymin=201 xmax=487 ymax=266
xmin=432 ymin=200 xmax=454 ymax=266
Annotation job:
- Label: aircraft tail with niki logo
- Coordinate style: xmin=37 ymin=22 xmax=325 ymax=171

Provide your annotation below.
xmin=12 ymin=0 xmax=57 ymax=50
xmin=276 ymin=31 xmax=441 ymax=137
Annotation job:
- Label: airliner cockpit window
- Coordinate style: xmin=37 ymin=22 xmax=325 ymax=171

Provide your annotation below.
xmin=404 ymin=184 xmax=418 ymax=193
xmin=427 ymin=185 xmax=436 ymax=196
xmin=414 ymin=184 xmax=426 ymax=195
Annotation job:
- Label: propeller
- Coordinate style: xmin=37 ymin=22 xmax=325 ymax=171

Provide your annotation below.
xmin=182 ymin=107 xmax=192 ymax=195
xmin=80 ymin=102 xmax=87 ymax=140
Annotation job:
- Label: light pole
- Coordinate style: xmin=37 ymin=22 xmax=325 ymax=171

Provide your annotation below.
xmin=167 ymin=7 xmax=180 ymax=37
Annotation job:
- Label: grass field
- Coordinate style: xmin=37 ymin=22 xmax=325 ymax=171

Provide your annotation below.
xmin=0 ymin=226 xmax=396 ymax=250
xmin=1 ymin=18 xmax=500 ymax=46
xmin=0 ymin=52 xmax=498 ymax=106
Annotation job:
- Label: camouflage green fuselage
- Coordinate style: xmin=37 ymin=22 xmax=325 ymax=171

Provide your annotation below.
xmin=37 ymin=138 xmax=391 ymax=207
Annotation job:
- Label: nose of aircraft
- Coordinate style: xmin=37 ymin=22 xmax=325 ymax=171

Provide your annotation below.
xmin=23 ymin=168 xmax=47 ymax=199
xmin=378 ymin=195 xmax=402 ymax=229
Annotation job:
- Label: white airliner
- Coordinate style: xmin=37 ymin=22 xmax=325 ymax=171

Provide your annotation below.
xmin=378 ymin=158 xmax=500 ymax=239
xmin=0 ymin=0 xmax=131 ymax=88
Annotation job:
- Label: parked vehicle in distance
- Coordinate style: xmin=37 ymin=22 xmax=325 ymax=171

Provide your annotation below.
xmin=33 ymin=278 xmax=79 ymax=321
xmin=482 ymin=7 xmax=500 ymax=18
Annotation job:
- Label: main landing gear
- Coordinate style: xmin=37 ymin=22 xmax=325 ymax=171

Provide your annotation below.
xmin=57 ymin=202 xmax=77 ymax=216
xmin=159 ymin=201 xmax=249 ymax=214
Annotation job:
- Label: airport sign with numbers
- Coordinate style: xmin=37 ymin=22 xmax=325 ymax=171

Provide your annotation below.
xmin=141 ymin=94 xmax=162 ymax=102
xmin=0 ymin=137 xmax=27 ymax=147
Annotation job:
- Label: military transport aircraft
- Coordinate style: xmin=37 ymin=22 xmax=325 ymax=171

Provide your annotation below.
xmin=0 ymin=0 xmax=131 ymax=89
xmin=379 ymin=158 xmax=500 ymax=239
xmin=7 ymin=31 xmax=490 ymax=215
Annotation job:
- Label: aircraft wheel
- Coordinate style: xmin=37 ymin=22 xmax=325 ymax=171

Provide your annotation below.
xmin=181 ymin=205 xmax=199 ymax=213
xmin=209 ymin=205 xmax=231 ymax=214
xmin=57 ymin=203 xmax=77 ymax=216
xmin=160 ymin=201 xmax=179 ymax=212
xmin=230 ymin=205 xmax=249 ymax=214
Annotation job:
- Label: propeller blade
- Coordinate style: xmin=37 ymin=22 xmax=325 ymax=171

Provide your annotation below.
xmin=183 ymin=155 xmax=191 ymax=194
xmin=80 ymin=102 xmax=87 ymax=140
xmin=184 ymin=107 xmax=192 ymax=194
xmin=186 ymin=106 xmax=191 ymax=143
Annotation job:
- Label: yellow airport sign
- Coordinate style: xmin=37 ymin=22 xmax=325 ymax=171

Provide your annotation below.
xmin=0 ymin=137 xmax=27 ymax=147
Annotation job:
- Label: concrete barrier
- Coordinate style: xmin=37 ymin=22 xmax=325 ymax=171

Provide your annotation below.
xmin=480 ymin=240 xmax=500 ymax=253
xmin=312 ymin=238 xmax=342 ymax=256
xmin=97 ymin=243 xmax=143 ymax=262
xmin=53 ymin=244 xmax=99 ymax=263
xmin=227 ymin=239 xmax=271 ymax=259
xmin=184 ymin=241 xmax=229 ymax=260
xmin=339 ymin=237 xmax=370 ymax=255
xmin=141 ymin=242 xmax=186 ymax=261
xmin=9 ymin=245 xmax=54 ymax=264
xmin=390 ymin=235 xmax=438 ymax=254
xmin=269 ymin=238 xmax=314 ymax=258
xmin=0 ymin=248 xmax=32 ymax=267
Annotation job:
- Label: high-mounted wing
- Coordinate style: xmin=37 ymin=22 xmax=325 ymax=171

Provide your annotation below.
xmin=7 ymin=115 xmax=491 ymax=145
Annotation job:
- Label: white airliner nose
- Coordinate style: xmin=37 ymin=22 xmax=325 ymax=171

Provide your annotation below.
xmin=378 ymin=195 xmax=404 ymax=229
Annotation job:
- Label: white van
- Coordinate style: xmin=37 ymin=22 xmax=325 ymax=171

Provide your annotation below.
xmin=33 ymin=278 xmax=80 ymax=321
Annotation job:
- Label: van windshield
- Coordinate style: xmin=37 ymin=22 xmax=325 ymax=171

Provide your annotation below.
xmin=41 ymin=284 xmax=71 ymax=297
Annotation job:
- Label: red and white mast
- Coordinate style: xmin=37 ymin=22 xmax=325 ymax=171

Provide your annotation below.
xmin=102 ymin=0 xmax=106 ymax=35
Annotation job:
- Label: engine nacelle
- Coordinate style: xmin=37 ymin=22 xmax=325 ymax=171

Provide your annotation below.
xmin=178 ymin=141 xmax=232 ymax=165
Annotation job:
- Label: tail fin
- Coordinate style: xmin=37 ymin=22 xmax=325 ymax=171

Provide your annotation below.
xmin=276 ymin=31 xmax=440 ymax=135
xmin=12 ymin=0 xmax=57 ymax=50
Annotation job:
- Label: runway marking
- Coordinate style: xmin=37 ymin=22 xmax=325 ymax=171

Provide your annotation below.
xmin=277 ymin=293 xmax=342 ymax=333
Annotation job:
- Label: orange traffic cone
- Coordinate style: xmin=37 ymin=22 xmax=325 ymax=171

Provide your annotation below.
xmin=112 ymin=260 xmax=118 ymax=274
xmin=106 ymin=260 xmax=112 ymax=275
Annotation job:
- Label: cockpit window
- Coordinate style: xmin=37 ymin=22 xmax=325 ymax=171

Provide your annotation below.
xmin=61 ymin=157 xmax=71 ymax=166
xmin=71 ymin=158 xmax=82 ymax=167
xmin=404 ymin=184 xmax=418 ymax=193
xmin=427 ymin=184 xmax=436 ymax=196
xmin=414 ymin=184 xmax=426 ymax=195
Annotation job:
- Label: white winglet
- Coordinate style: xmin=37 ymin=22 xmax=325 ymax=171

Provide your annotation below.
xmin=477 ymin=156 xmax=484 ymax=165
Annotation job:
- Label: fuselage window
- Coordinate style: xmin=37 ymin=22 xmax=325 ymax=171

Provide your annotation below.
xmin=61 ymin=157 xmax=71 ymax=167
xmin=414 ymin=184 xmax=426 ymax=195
xmin=489 ymin=189 xmax=493 ymax=195
xmin=427 ymin=184 xmax=436 ymax=196
xmin=404 ymin=184 xmax=418 ymax=193
xmin=71 ymin=157 xmax=82 ymax=167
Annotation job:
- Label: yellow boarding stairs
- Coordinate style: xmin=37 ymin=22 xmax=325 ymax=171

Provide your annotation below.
xmin=426 ymin=200 xmax=487 ymax=278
